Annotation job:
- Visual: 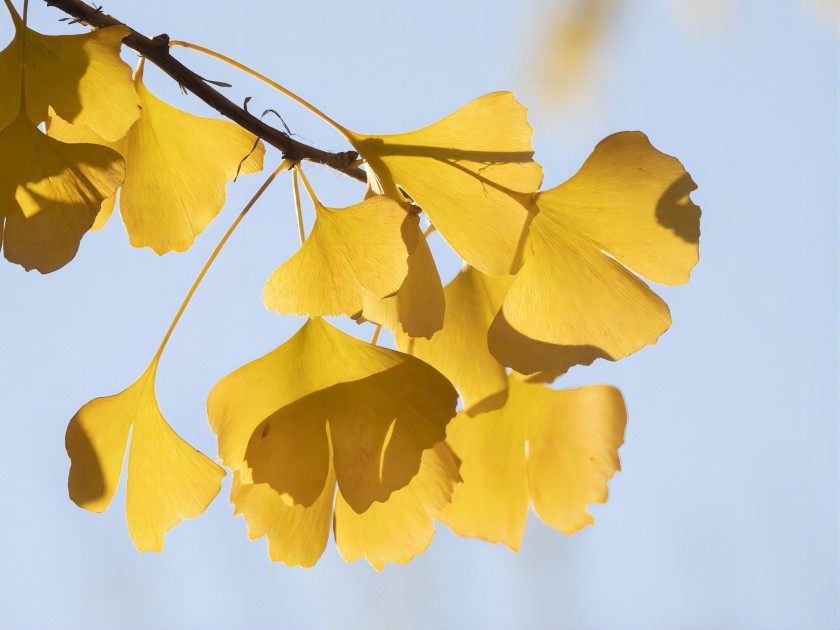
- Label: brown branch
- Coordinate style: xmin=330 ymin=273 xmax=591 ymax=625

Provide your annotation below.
xmin=42 ymin=0 xmax=367 ymax=183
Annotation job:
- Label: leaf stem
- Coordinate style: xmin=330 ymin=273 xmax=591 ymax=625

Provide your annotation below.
xmin=168 ymin=40 xmax=351 ymax=140
xmin=134 ymin=56 xmax=145 ymax=81
xmin=371 ymin=325 xmax=382 ymax=346
xmin=293 ymin=163 xmax=323 ymax=210
xmin=151 ymin=159 xmax=293 ymax=366
xmin=3 ymin=0 xmax=21 ymax=25
xmin=15 ymin=0 xmax=27 ymax=110
xmin=291 ymin=168 xmax=305 ymax=246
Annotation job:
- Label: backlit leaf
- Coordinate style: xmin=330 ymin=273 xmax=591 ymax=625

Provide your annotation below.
xmin=397 ymin=265 xmax=512 ymax=413
xmin=231 ymin=463 xmax=336 ymax=568
xmin=208 ymin=317 xmax=458 ymax=514
xmin=264 ymin=195 xmax=418 ymax=317
xmin=0 ymin=17 xmax=139 ymax=140
xmin=45 ymin=109 xmax=122 ymax=231
xmin=44 ymin=66 xmax=265 ymax=253
xmin=355 ymin=225 xmax=445 ymax=339
xmin=0 ymin=113 xmax=124 ymax=272
xmin=489 ymin=131 xmax=701 ymax=376
xmin=334 ymin=442 xmax=461 ymax=570
xmin=438 ymin=377 xmax=626 ymax=550
xmin=231 ymin=441 xmax=460 ymax=569
xmin=342 ymin=92 xmax=543 ymax=276
xmin=66 ymin=365 xmax=224 ymax=552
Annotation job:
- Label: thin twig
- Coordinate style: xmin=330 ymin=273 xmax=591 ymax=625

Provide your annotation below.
xmin=42 ymin=0 xmax=367 ymax=183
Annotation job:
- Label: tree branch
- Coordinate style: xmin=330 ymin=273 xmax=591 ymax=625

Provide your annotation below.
xmin=42 ymin=0 xmax=367 ymax=183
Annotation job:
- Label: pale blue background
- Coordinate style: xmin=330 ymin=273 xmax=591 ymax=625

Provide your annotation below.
xmin=0 ymin=1 xmax=837 ymax=628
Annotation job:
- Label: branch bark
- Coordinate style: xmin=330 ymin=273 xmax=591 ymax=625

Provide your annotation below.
xmin=42 ymin=0 xmax=367 ymax=183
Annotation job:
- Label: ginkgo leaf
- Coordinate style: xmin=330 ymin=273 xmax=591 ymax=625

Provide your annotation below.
xmin=44 ymin=69 xmax=265 ymax=253
xmin=439 ymin=394 xmax=528 ymax=549
xmin=527 ymin=387 xmax=625 ymax=535
xmin=208 ymin=317 xmax=458 ymax=514
xmin=545 ymin=131 xmax=701 ymax=284
xmin=355 ymin=225 xmax=445 ymax=339
xmin=438 ymin=377 xmax=626 ymax=550
xmin=231 ymin=460 xmax=336 ymax=568
xmin=110 ymin=63 xmax=264 ymax=253
xmin=231 ymin=440 xmax=459 ymax=569
xmin=334 ymin=442 xmax=461 ymax=571
xmin=45 ymin=109 xmax=123 ymax=231
xmin=396 ymin=265 xmax=512 ymax=414
xmin=91 ymin=194 xmax=118 ymax=232
xmin=264 ymin=195 xmax=418 ymax=317
xmin=488 ymin=131 xmax=701 ymax=376
xmin=0 ymin=15 xmax=139 ymax=140
xmin=341 ymin=92 xmax=543 ymax=276
xmin=66 ymin=365 xmax=225 ymax=552
xmin=0 ymin=113 xmax=124 ymax=272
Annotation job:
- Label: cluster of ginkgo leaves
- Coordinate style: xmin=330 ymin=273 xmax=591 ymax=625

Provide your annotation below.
xmin=1 ymin=1 xmax=701 ymax=569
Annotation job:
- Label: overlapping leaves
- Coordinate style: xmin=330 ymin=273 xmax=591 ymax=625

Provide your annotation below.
xmin=0 ymin=2 xmax=701 ymax=569
xmin=0 ymin=12 xmax=139 ymax=138
xmin=489 ymin=131 xmax=700 ymax=377
xmin=356 ymin=224 xmax=445 ymax=339
xmin=0 ymin=5 xmax=264 ymax=273
xmin=341 ymin=91 xmax=543 ymax=277
xmin=438 ymin=377 xmax=626 ymax=550
xmin=46 ymin=61 xmax=265 ymax=253
xmin=0 ymin=7 xmax=133 ymax=272
xmin=264 ymin=195 xmax=417 ymax=317
xmin=0 ymin=111 xmax=124 ymax=272
xmin=208 ymin=317 xmax=460 ymax=568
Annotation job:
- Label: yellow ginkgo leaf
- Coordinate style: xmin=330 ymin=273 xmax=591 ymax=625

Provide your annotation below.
xmin=0 ymin=113 xmax=124 ymax=272
xmin=334 ymin=442 xmax=461 ymax=571
xmin=356 ymin=225 xmax=445 ymax=339
xmin=0 ymin=13 xmax=138 ymax=140
xmin=397 ymin=265 xmax=512 ymax=414
xmin=66 ymin=365 xmax=225 ymax=552
xmin=45 ymin=109 xmax=124 ymax=231
xmin=438 ymin=387 xmax=528 ymax=550
xmin=112 ymin=63 xmax=264 ymax=253
xmin=231 ymin=461 xmax=336 ymax=569
xmin=438 ymin=377 xmax=626 ymax=550
xmin=231 ymin=440 xmax=459 ymax=569
xmin=208 ymin=317 xmax=458 ymax=514
xmin=342 ymin=92 xmax=543 ymax=276
xmin=263 ymin=195 xmax=418 ymax=317
xmin=488 ymin=131 xmax=701 ymax=376
xmin=44 ymin=67 xmax=265 ymax=252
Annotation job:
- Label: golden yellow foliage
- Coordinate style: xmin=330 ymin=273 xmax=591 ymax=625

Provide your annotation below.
xmin=489 ymin=131 xmax=700 ymax=376
xmin=397 ymin=265 xmax=512 ymax=413
xmin=0 ymin=13 xmax=139 ymax=139
xmin=208 ymin=318 xmax=460 ymax=567
xmin=356 ymin=226 xmax=445 ymax=339
xmin=341 ymin=92 xmax=543 ymax=276
xmin=0 ymin=113 xmax=124 ymax=272
xmin=66 ymin=364 xmax=224 ymax=552
xmin=46 ymin=62 xmax=265 ymax=252
xmin=438 ymin=377 xmax=626 ymax=550
xmin=264 ymin=194 xmax=418 ymax=317
xmin=0 ymin=1 xmax=702 ymax=567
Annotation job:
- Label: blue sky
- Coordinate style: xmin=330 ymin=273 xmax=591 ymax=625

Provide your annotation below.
xmin=0 ymin=1 xmax=837 ymax=628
